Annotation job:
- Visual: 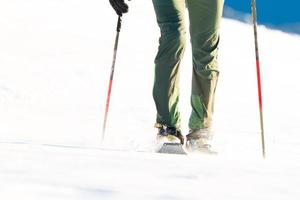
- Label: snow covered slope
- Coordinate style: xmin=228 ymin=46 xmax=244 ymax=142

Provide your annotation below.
xmin=1 ymin=0 xmax=300 ymax=199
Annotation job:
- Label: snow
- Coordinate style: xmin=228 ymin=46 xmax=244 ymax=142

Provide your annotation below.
xmin=1 ymin=0 xmax=300 ymax=199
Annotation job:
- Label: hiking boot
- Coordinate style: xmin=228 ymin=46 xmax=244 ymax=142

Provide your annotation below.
xmin=186 ymin=129 xmax=216 ymax=154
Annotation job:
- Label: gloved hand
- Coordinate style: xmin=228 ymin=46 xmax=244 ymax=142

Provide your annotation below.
xmin=109 ymin=0 xmax=129 ymax=16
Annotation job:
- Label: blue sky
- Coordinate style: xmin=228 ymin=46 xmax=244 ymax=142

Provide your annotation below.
xmin=224 ymin=0 xmax=300 ymax=33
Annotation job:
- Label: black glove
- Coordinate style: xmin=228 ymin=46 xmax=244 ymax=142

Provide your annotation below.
xmin=109 ymin=0 xmax=129 ymax=16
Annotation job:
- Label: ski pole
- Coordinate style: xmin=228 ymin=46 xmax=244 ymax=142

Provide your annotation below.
xmin=251 ymin=0 xmax=266 ymax=158
xmin=101 ymin=16 xmax=122 ymax=142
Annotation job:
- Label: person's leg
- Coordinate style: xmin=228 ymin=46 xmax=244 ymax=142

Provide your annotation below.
xmin=152 ymin=0 xmax=186 ymax=129
xmin=186 ymin=0 xmax=224 ymax=130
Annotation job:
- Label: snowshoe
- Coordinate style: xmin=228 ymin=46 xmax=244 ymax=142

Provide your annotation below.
xmin=155 ymin=123 xmax=186 ymax=155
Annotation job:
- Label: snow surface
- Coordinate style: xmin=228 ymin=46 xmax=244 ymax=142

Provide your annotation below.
xmin=1 ymin=0 xmax=300 ymax=199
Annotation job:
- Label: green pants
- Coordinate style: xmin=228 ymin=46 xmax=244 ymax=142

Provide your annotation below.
xmin=152 ymin=0 xmax=224 ymax=130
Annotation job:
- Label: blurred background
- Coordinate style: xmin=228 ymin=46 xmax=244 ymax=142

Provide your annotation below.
xmin=224 ymin=0 xmax=300 ymax=34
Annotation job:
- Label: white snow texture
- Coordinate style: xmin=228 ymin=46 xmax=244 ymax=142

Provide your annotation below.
xmin=1 ymin=0 xmax=300 ymax=200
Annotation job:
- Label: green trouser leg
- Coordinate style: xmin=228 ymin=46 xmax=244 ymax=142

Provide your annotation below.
xmin=152 ymin=0 xmax=224 ymax=130
xmin=152 ymin=0 xmax=186 ymax=129
xmin=187 ymin=0 xmax=224 ymax=130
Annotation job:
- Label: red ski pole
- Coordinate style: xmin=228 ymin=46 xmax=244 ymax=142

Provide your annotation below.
xmin=251 ymin=0 xmax=266 ymax=158
xmin=102 ymin=16 xmax=122 ymax=142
